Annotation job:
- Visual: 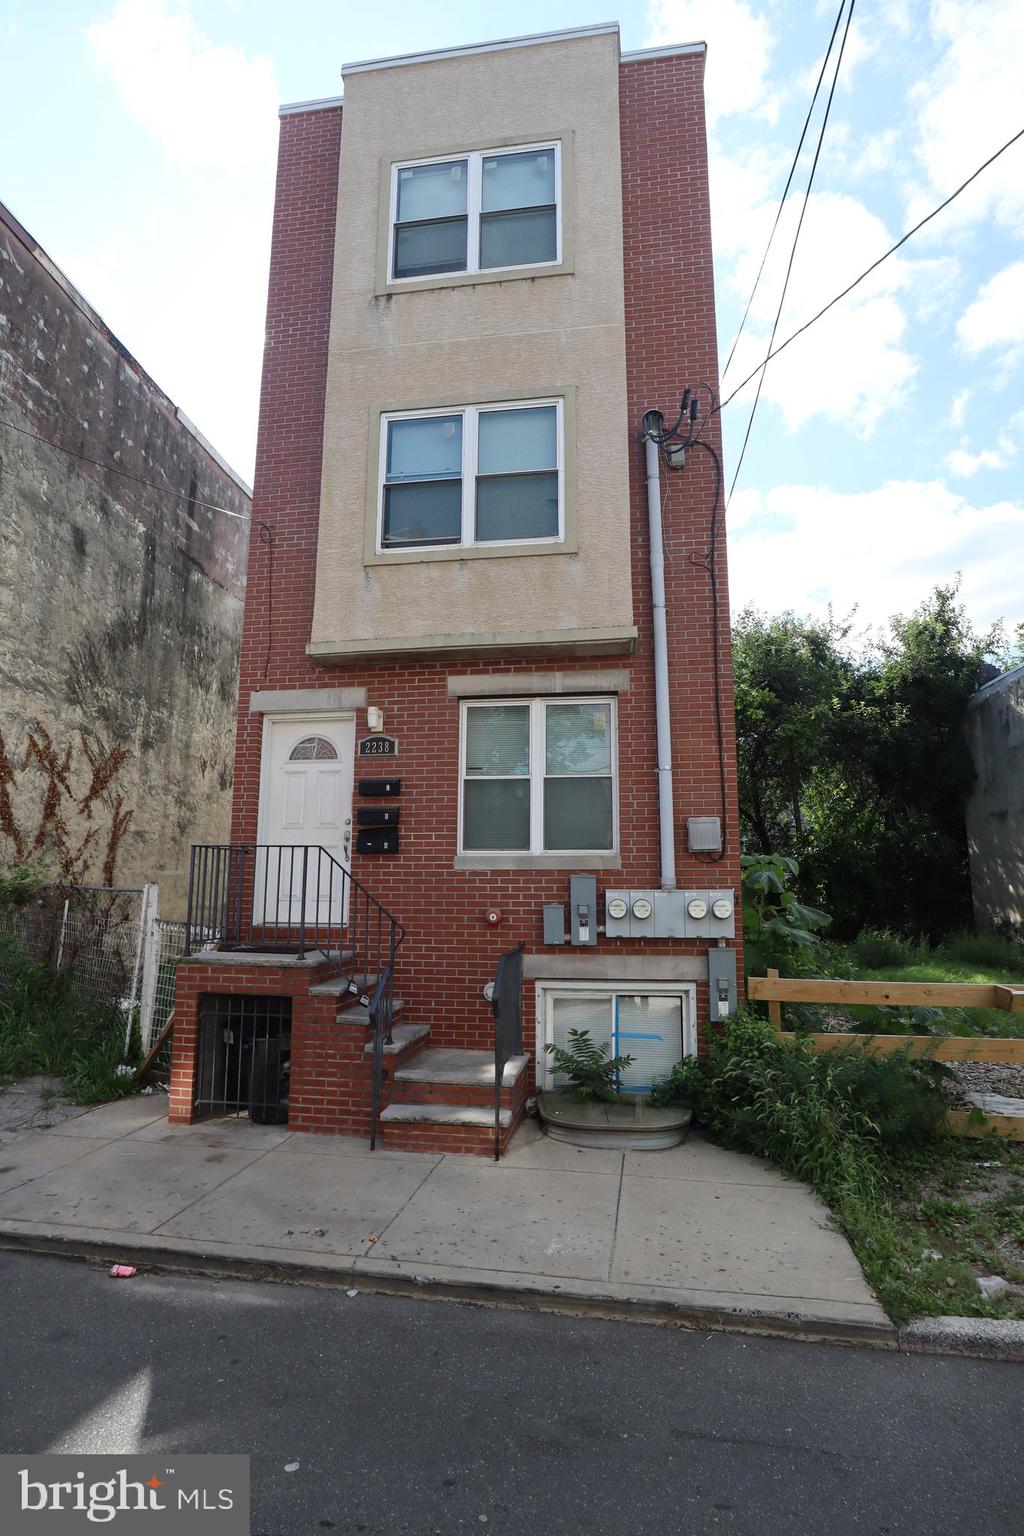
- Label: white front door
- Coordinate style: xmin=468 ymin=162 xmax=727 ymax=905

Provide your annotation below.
xmin=256 ymin=715 xmax=355 ymax=928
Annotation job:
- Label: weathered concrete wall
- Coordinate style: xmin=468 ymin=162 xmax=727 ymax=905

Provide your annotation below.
xmin=0 ymin=202 xmax=250 ymax=916
xmin=965 ymin=665 xmax=1024 ymax=933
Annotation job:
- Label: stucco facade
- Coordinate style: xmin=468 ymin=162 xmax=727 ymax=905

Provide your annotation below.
xmin=310 ymin=29 xmax=635 ymax=659
xmin=0 ymin=202 xmax=250 ymax=914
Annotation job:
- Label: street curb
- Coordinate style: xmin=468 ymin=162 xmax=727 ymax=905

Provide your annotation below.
xmin=0 ymin=1225 xmax=899 ymax=1351
xmin=899 ymin=1317 xmax=1024 ymax=1363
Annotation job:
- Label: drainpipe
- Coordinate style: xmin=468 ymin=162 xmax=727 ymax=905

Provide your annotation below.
xmin=643 ymin=414 xmax=676 ymax=891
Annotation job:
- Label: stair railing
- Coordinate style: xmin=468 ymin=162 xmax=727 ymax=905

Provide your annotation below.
xmin=368 ymin=926 xmax=398 ymax=1151
xmin=490 ymin=941 xmax=525 ymax=1162
xmin=185 ymin=840 xmax=404 ymax=1005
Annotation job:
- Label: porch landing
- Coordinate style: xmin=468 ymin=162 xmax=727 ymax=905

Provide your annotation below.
xmin=0 ymin=1097 xmax=892 ymax=1344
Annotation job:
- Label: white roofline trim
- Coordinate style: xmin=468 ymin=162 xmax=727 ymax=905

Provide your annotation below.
xmin=342 ymin=23 xmax=619 ymax=76
xmin=620 ymin=42 xmax=706 ymax=62
xmin=970 ymin=661 xmax=1024 ymax=704
xmin=279 ymin=95 xmax=344 ymax=117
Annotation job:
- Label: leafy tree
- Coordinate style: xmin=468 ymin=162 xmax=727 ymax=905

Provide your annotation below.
xmin=733 ymin=583 xmax=1007 ymax=938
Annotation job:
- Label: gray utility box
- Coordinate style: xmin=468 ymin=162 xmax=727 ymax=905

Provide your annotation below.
xmin=604 ymin=889 xmax=736 ymax=940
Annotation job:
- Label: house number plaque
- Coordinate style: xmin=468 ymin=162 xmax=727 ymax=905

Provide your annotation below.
xmin=358 ymin=735 xmax=398 ymax=758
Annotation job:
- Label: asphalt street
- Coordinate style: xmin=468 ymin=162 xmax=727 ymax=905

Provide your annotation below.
xmin=0 ymin=1250 xmax=1019 ymax=1535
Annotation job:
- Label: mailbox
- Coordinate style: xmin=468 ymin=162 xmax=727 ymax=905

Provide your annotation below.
xmin=356 ymin=828 xmax=399 ymax=855
xmin=358 ymin=778 xmax=401 ymax=797
xmin=357 ymin=806 xmax=400 ymax=826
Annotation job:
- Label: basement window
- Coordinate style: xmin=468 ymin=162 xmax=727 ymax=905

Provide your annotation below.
xmin=540 ymin=985 xmax=696 ymax=1093
xmin=390 ymin=143 xmax=561 ymax=281
xmin=379 ymin=399 xmax=562 ymax=551
xmin=459 ymin=696 xmax=616 ymax=855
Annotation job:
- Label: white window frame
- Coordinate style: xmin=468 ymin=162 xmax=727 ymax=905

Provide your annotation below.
xmin=457 ymin=695 xmax=618 ymax=857
xmin=377 ymin=397 xmax=564 ymax=554
xmin=388 ymin=141 xmax=562 ymax=283
xmin=535 ymin=981 xmax=698 ymax=1092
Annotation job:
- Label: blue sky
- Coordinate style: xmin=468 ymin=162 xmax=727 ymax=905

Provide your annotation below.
xmin=1 ymin=1 xmax=1021 ymax=640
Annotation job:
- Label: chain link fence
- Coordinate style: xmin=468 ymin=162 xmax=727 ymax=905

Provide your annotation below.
xmin=1 ymin=885 xmax=178 ymax=1065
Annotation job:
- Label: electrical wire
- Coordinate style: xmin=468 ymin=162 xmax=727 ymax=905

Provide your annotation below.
xmin=719 ymin=122 xmax=1024 ymax=414
xmin=728 ymin=0 xmax=856 ymax=501
xmin=0 ymin=414 xmax=252 ymax=520
xmin=721 ymin=0 xmax=849 ymax=384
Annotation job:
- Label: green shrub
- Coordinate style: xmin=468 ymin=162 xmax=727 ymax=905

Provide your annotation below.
xmin=543 ymin=1029 xmax=635 ymax=1103
xmin=0 ymin=862 xmax=45 ymax=906
xmin=849 ymin=927 xmax=917 ymax=971
xmin=0 ymin=939 xmax=139 ymax=1102
xmin=648 ymin=1057 xmax=704 ymax=1108
xmin=939 ymin=930 xmax=1024 ymax=977
xmin=741 ymin=853 xmax=831 ymax=976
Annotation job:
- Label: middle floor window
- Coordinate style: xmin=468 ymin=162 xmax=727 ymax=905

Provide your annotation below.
xmin=379 ymin=399 xmax=563 ymax=552
xmin=460 ymin=696 xmax=617 ymax=855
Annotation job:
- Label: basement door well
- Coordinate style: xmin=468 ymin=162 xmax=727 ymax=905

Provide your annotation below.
xmin=195 ymin=993 xmax=292 ymax=1124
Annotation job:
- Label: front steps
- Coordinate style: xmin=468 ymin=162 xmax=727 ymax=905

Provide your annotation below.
xmin=379 ymin=1047 xmax=531 ymax=1155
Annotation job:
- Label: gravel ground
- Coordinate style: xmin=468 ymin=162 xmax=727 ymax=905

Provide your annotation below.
xmin=0 ymin=1075 xmax=91 ymax=1139
xmin=946 ymin=1062 xmax=1024 ymax=1106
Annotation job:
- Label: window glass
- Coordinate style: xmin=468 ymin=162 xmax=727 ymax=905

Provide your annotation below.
xmin=477 ymin=406 xmax=556 ymax=474
xmin=545 ymin=703 xmax=612 ymax=775
xmin=386 ymin=416 xmax=462 ymax=480
xmin=382 ymin=482 xmax=461 ymax=547
xmin=463 ymin=780 xmax=530 ymax=850
xmin=464 ymin=706 xmax=529 ymax=776
xmin=394 ymin=220 xmax=467 ymax=280
xmin=475 ymin=474 xmax=559 ymax=542
xmin=481 ymin=149 xmax=556 ymax=212
xmin=615 ymin=996 xmax=684 ymax=1092
xmin=480 ymin=208 xmax=557 ymax=270
xmin=396 ymin=160 xmax=467 ymax=221
xmin=543 ymin=778 xmax=613 ymax=850
xmin=549 ymin=994 xmax=614 ymax=1085
xmin=288 ymin=736 xmax=338 ymax=761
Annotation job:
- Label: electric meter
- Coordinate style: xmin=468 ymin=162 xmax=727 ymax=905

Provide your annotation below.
xmin=606 ymin=896 xmax=628 ymax=920
xmin=631 ymin=897 xmax=653 ymax=920
xmin=687 ymin=897 xmax=708 ymax=920
xmin=711 ymin=897 xmax=733 ymax=920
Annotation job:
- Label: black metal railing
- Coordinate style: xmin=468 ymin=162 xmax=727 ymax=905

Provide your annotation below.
xmin=195 ymin=993 xmax=292 ymax=1123
xmin=491 ymin=941 xmax=525 ymax=1162
xmin=368 ymin=932 xmax=399 ymax=1152
xmin=185 ymin=842 xmax=405 ymax=999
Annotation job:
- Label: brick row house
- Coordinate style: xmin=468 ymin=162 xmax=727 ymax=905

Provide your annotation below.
xmin=171 ymin=23 xmax=743 ymax=1155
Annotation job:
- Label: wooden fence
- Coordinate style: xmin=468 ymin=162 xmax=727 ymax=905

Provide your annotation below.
xmin=747 ymin=969 xmax=1024 ymax=1141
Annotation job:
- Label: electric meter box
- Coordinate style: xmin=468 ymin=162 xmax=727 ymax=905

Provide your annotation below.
xmin=605 ymin=888 xmax=737 ymax=939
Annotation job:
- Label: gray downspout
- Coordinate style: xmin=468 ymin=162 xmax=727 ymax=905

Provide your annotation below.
xmin=643 ymin=424 xmax=677 ymax=891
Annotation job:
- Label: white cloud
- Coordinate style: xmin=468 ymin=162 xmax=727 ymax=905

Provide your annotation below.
xmin=907 ymin=0 xmax=1024 ymax=237
xmin=946 ymin=389 xmax=972 ymax=429
xmin=723 ymin=191 xmax=923 ymax=436
xmin=86 ymin=0 xmax=278 ymax=175
xmin=957 ymin=260 xmax=1024 ymax=373
xmin=645 ymin=0 xmax=777 ymax=124
xmin=945 ymin=443 xmax=1014 ymax=479
xmin=729 ymin=478 xmax=1024 ymax=631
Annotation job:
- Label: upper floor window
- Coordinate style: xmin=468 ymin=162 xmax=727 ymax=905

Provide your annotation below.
xmin=390 ymin=143 xmax=560 ymax=282
xmin=379 ymin=398 xmax=562 ymax=552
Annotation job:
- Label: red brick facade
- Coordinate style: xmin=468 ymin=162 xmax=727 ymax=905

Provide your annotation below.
xmin=172 ymin=47 xmax=741 ymax=1138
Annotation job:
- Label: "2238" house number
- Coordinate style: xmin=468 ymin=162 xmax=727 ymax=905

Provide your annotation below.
xmin=358 ymin=735 xmax=398 ymax=758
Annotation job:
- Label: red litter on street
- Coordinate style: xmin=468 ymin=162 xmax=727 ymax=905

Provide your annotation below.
xmin=109 ymin=1264 xmax=137 ymax=1278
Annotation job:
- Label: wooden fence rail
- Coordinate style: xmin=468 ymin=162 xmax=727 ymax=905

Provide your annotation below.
xmin=746 ymin=969 xmax=1024 ymax=1141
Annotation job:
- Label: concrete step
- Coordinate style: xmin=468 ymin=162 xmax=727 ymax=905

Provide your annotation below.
xmin=380 ymin=1103 xmax=512 ymax=1129
xmin=394 ymin=1049 xmax=529 ymax=1089
xmin=342 ymin=999 xmax=404 ymax=1026
xmin=309 ymin=970 xmax=376 ymax=998
xmin=361 ymin=1022 xmax=430 ymax=1056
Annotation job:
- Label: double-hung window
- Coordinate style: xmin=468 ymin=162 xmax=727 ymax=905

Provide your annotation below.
xmin=460 ymin=697 xmax=616 ymax=855
xmin=380 ymin=399 xmax=562 ymax=551
xmin=390 ymin=143 xmax=560 ymax=282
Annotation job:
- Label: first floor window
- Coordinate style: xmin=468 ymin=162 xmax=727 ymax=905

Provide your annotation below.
xmin=460 ymin=696 xmax=615 ymax=854
xmin=380 ymin=399 xmax=562 ymax=551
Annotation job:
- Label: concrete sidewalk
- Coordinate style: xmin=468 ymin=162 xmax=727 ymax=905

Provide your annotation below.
xmin=0 ymin=1096 xmax=892 ymax=1343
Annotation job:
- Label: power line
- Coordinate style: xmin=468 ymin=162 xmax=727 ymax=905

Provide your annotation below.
xmin=720 ymin=123 xmax=1024 ymax=416
xmin=0 ymin=414 xmax=252 ymax=521
xmin=729 ymin=0 xmax=856 ymax=501
xmin=721 ymin=0 xmax=849 ymax=384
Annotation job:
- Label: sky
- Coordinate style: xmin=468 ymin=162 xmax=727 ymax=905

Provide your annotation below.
xmin=1 ymin=0 xmax=1021 ymax=642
